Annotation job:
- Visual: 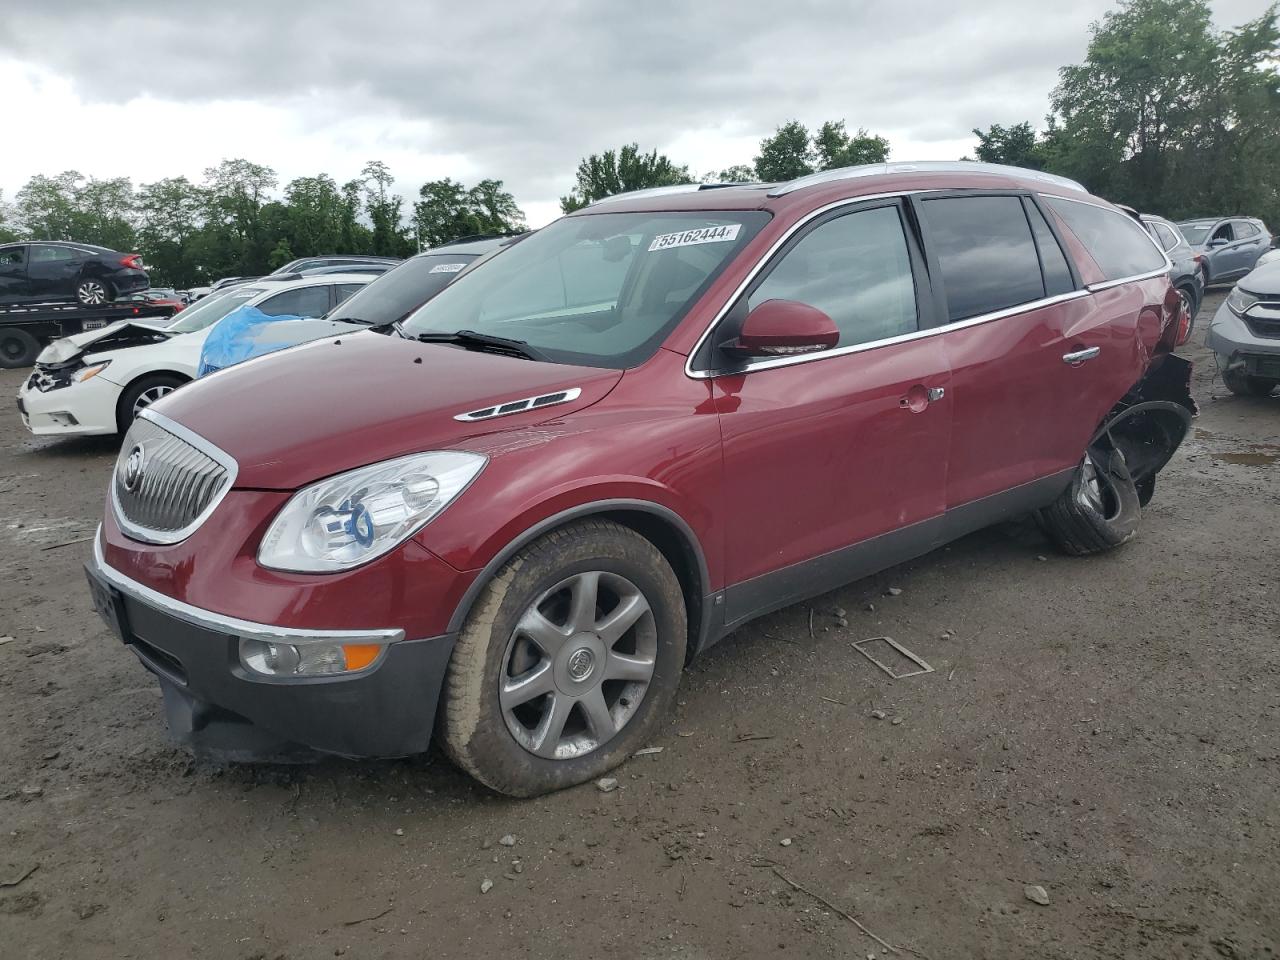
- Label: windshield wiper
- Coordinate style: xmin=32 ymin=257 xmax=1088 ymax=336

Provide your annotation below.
xmin=411 ymin=329 xmax=548 ymax=361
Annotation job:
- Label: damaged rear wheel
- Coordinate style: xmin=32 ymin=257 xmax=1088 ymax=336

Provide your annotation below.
xmin=1039 ymin=447 xmax=1141 ymax=556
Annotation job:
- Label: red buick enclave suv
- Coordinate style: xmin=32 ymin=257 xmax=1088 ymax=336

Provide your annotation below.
xmin=87 ymin=162 xmax=1195 ymax=796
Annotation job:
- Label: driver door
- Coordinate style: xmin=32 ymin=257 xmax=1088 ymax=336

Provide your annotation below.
xmin=706 ymin=200 xmax=951 ymax=625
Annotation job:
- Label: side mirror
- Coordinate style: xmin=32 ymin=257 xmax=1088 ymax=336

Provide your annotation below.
xmin=721 ymin=299 xmax=839 ymax=358
xmin=1208 ymin=237 xmax=1228 ymax=248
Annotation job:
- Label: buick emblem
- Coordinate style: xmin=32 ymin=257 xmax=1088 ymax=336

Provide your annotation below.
xmin=122 ymin=445 xmax=146 ymax=492
xmin=566 ymin=647 xmax=596 ymax=682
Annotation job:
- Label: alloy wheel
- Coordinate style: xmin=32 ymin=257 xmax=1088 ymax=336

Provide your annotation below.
xmin=77 ymin=281 xmax=106 ymax=305
xmin=500 ymin=570 xmax=657 ymax=760
xmin=1076 ymin=451 xmax=1121 ymax=521
xmin=132 ymin=384 xmax=174 ymax=417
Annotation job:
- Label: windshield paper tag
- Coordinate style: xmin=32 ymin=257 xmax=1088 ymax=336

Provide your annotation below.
xmin=429 ymin=262 xmax=468 ymax=273
xmin=648 ymin=223 xmax=741 ymax=252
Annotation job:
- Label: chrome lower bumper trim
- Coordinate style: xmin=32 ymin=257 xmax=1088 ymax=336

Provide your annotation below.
xmin=90 ymin=528 xmax=404 ymax=645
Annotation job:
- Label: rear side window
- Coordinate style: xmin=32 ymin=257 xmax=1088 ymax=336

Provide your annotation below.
xmin=747 ymin=204 xmax=918 ymax=347
xmin=1043 ymin=197 xmax=1166 ymax=281
xmin=1025 ymin=202 xmax=1076 ymax=296
xmin=1149 ymin=221 xmax=1179 ymax=251
xmin=1237 ymin=221 xmax=1259 ymax=239
xmin=918 ymin=196 xmax=1045 ymax=322
xmin=258 ymin=285 xmax=332 ymax=318
xmin=30 ymin=245 xmax=76 ymax=262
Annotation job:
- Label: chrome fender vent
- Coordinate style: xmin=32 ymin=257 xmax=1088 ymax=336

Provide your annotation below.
xmin=454 ymin=387 xmax=582 ymax=422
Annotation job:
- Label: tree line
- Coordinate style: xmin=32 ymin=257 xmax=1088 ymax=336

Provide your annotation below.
xmin=0 ymin=160 xmax=527 ymax=287
xmin=0 ymin=0 xmax=1273 ymax=287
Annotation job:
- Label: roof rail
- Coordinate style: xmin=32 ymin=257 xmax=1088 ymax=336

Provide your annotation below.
xmin=586 ymin=181 xmax=761 ymax=208
xmin=767 ymin=161 xmax=1087 ymax=197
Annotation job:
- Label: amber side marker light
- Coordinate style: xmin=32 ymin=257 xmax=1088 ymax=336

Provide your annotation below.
xmin=342 ymin=644 xmax=382 ymax=671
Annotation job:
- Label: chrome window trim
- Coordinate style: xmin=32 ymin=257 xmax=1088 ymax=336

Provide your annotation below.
xmin=91 ymin=531 xmax=404 ymax=645
xmin=690 ymin=290 xmax=1091 ymax=378
xmin=111 ymin=409 xmax=239 ymax=546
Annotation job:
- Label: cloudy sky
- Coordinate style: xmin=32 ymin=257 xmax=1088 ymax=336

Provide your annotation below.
xmin=0 ymin=0 xmax=1264 ymax=227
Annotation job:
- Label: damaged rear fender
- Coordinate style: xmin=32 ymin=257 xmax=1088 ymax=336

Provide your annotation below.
xmin=1089 ymin=354 xmax=1197 ymax=483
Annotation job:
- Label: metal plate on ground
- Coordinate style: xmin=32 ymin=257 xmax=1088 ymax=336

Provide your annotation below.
xmin=852 ymin=636 xmax=934 ymax=679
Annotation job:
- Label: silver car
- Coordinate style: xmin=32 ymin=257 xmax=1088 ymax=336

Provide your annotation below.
xmin=1206 ymin=259 xmax=1280 ymax=397
xmin=1177 ymin=216 xmax=1273 ymax=286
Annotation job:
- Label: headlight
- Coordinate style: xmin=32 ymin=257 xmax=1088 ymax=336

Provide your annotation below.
xmin=257 ymin=451 xmax=486 ymax=572
xmin=73 ymin=361 xmax=111 ymax=383
xmin=1226 ymin=287 xmax=1259 ymax=317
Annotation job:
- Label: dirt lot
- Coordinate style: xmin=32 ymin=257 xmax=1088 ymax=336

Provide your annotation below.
xmin=1 ymin=290 xmax=1277 ymax=960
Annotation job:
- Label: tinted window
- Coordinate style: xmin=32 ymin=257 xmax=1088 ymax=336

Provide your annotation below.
xmin=0 ymin=247 xmax=24 ymax=266
xmin=1150 ymin=222 xmax=1179 ymax=251
xmin=333 ymin=283 xmax=365 ymax=304
xmin=748 ymin=205 xmax=917 ymax=346
xmin=30 ymin=245 xmax=76 ymax=262
xmin=329 ymin=254 xmax=478 ymax=326
xmin=1044 ymin=197 xmax=1166 ymax=281
xmin=258 ymin=285 xmax=332 ymax=318
xmin=1026 ymin=202 xmax=1076 ymax=296
xmin=919 ymin=196 xmax=1045 ymax=321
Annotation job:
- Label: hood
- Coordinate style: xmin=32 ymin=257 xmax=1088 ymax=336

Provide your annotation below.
xmin=37 ymin=320 xmax=174 ymax=365
xmin=153 ymin=330 xmax=623 ymax=489
xmin=1239 ymin=259 xmax=1280 ymax=296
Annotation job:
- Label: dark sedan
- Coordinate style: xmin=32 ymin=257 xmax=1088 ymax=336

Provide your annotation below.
xmin=0 ymin=241 xmax=149 ymax=306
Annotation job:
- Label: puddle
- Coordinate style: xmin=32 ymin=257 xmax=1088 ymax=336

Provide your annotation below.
xmin=1209 ymin=451 xmax=1279 ymax=466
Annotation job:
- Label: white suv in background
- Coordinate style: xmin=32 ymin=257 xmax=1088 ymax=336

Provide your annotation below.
xmin=17 ymin=273 xmax=371 ymax=437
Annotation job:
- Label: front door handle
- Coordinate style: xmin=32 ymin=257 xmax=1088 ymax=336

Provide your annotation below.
xmin=1062 ymin=346 xmax=1101 ymax=366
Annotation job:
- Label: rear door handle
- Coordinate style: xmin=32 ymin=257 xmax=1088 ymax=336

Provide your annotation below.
xmin=1062 ymin=347 xmax=1101 ymax=365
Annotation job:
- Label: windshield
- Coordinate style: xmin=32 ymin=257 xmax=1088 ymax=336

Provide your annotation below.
xmin=166 ymin=286 xmax=265 ymax=333
xmin=328 ymin=253 xmax=480 ymax=325
xmin=400 ymin=211 xmax=768 ymax=368
xmin=1179 ymin=223 xmax=1213 ymax=245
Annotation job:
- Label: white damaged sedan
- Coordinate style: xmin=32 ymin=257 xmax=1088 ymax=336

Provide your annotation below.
xmin=17 ymin=273 xmax=370 ymax=437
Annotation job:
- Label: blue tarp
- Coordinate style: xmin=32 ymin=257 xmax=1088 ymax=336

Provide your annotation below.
xmin=197 ymin=305 xmax=308 ymax=377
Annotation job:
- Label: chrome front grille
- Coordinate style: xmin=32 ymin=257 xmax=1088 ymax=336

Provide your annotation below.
xmin=112 ymin=412 xmax=237 ymax=544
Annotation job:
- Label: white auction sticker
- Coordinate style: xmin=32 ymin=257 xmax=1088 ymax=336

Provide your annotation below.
xmin=648 ymin=223 xmax=741 ymax=252
xmin=428 ymin=262 xmax=468 ymax=273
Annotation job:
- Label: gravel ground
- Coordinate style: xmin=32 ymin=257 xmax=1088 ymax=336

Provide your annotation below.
xmin=1 ymin=291 xmax=1277 ymax=960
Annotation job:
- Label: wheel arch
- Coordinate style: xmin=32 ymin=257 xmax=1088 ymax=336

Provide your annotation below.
xmin=1089 ymin=354 xmax=1196 ymax=484
xmin=114 ymin=368 xmax=192 ymax=431
xmin=444 ymin=499 xmax=715 ymax=661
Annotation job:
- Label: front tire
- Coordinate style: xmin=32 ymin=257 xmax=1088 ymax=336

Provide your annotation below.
xmin=1039 ymin=447 xmax=1142 ymax=556
xmin=440 ymin=519 xmax=687 ymax=797
xmin=116 ymin=374 xmax=185 ymax=432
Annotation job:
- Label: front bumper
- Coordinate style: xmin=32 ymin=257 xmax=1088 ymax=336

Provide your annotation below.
xmin=18 ymin=372 xmax=123 ymax=436
xmin=1207 ymin=301 xmax=1280 ymax=381
xmin=86 ymin=534 xmax=456 ymax=760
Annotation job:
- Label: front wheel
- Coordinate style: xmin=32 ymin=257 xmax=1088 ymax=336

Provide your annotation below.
xmin=1039 ymin=447 xmax=1142 ymax=556
xmin=440 ymin=519 xmax=687 ymax=797
xmin=76 ymin=279 xmax=112 ymax=306
xmin=116 ymin=374 xmax=185 ymax=433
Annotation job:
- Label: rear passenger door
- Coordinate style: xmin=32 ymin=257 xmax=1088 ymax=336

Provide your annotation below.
xmin=912 ymin=193 xmax=1088 ymax=506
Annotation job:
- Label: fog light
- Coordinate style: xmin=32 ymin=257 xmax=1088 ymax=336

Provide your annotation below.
xmin=238 ymin=638 xmax=384 ymax=677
